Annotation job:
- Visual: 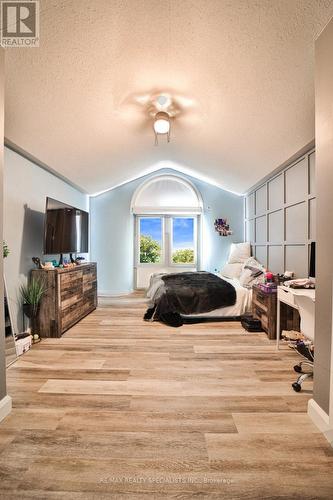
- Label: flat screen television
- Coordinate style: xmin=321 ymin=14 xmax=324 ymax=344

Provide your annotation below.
xmin=309 ymin=241 xmax=316 ymax=279
xmin=44 ymin=197 xmax=89 ymax=255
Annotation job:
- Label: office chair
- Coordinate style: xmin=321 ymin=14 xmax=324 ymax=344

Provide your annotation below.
xmin=291 ymin=295 xmax=315 ymax=392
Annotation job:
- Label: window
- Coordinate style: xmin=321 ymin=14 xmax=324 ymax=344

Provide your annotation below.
xmin=137 ymin=215 xmax=196 ymax=266
xmin=139 ymin=217 xmax=163 ymax=264
xmin=133 ymin=175 xmax=201 ymax=287
xmin=171 ymin=217 xmax=195 ymax=264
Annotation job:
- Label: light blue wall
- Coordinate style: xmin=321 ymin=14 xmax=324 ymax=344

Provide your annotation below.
xmin=4 ymin=147 xmax=89 ymax=332
xmin=90 ymin=168 xmax=244 ymax=294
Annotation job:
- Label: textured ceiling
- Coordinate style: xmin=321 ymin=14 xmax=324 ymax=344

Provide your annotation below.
xmin=5 ymin=0 xmax=333 ymax=195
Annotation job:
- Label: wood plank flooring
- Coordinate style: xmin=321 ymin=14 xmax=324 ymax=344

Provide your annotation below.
xmin=1 ymin=294 xmax=333 ymax=499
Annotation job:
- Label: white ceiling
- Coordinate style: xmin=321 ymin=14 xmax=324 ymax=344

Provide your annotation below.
xmin=5 ymin=0 xmax=333 ymax=195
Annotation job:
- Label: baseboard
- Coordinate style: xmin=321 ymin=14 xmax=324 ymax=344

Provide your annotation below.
xmin=98 ymin=290 xmax=134 ymax=297
xmin=308 ymin=398 xmax=333 ymax=446
xmin=0 ymin=394 xmax=12 ymax=423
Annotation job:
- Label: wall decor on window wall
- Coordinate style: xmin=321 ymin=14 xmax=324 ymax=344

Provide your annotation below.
xmin=214 ymin=218 xmax=233 ymax=236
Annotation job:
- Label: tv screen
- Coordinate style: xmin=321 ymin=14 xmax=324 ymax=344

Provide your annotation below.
xmin=44 ymin=197 xmax=89 ymax=255
xmin=309 ymin=241 xmax=316 ymax=279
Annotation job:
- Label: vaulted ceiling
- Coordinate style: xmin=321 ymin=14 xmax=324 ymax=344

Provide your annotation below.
xmin=5 ymin=0 xmax=333 ymax=194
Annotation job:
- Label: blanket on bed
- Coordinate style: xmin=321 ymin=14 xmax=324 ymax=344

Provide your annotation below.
xmin=144 ymin=271 xmax=236 ymax=327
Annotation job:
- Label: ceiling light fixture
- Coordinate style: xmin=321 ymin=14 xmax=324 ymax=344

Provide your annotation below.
xmin=157 ymin=94 xmax=171 ymax=107
xmin=153 ymin=111 xmax=170 ymax=145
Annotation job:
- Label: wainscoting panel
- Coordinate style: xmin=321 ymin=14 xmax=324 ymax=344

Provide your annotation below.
xmin=246 ymin=219 xmax=255 ymax=243
xmin=285 ymin=245 xmax=308 ymax=278
xmin=255 ymin=216 xmax=267 ymax=243
xmin=285 ymin=158 xmax=308 ymax=205
xmin=246 ymin=192 xmax=255 ymax=219
xmin=268 ymin=245 xmax=284 ymax=274
xmin=268 ymin=210 xmax=284 ymax=243
xmin=268 ymin=174 xmax=284 ymax=210
xmin=285 ymin=202 xmax=307 ymax=243
xmin=255 ymin=245 xmax=267 ymax=268
xmin=255 ymin=185 xmax=267 ymax=215
xmin=245 ymin=148 xmax=315 ymax=277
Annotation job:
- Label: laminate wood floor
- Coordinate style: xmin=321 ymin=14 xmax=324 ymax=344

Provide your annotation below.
xmin=1 ymin=294 xmax=333 ymax=499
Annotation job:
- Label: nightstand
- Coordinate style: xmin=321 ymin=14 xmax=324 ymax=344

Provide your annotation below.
xmin=252 ymin=285 xmax=277 ymax=340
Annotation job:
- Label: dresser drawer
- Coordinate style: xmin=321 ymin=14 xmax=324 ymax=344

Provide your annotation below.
xmin=252 ymin=285 xmax=277 ymax=340
xmin=254 ymin=307 xmax=268 ymax=328
xmin=61 ymin=293 xmax=95 ymax=330
xmin=253 ymin=298 xmax=268 ymax=313
xmin=277 ymin=287 xmax=297 ymax=308
xmin=253 ymin=289 xmax=268 ymax=305
xmin=60 ymin=271 xmax=83 ymax=286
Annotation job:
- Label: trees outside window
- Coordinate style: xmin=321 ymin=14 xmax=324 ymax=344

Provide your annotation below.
xmin=138 ymin=216 xmax=196 ymax=266
xmin=140 ymin=235 xmax=161 ymax=263
xmin=172 ymin=248 xmax=194 ymax=263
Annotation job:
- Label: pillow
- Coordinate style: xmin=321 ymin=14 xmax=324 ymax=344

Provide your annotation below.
xmin=239 ymin=257 xmax=265 ymax=288
xmin=220 ymin=262 xmax=243 ymax=279
xmin=228 ymin=242 xmax=251 ymax=264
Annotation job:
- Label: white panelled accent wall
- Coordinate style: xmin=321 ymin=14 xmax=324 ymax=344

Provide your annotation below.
xmin=245 ymin=149 xmax=315 ymax=277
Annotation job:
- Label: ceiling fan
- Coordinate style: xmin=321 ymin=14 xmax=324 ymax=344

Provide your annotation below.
xmin=117 ymin=90 xmax=199 ymax=144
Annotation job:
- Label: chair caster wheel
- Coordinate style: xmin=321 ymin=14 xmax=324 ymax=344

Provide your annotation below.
xmin=294 ymin=365 xmax=302 ymax=373
xmin=292 ymin=382 xmax=302 ymax=392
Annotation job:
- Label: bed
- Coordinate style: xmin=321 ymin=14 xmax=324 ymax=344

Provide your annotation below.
xmin=144 ymin=244 xmax=265 ymax=327
xmin=145 ymin=272 xmax=254 ymax=326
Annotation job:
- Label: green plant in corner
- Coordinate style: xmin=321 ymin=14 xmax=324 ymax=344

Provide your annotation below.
xmin=20 ymin=278 xmax=46 ymax=317
xmin=3 ymin=241 xmax=9 ymax=258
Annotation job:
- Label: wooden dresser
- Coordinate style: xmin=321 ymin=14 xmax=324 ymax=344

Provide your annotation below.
xmin=31 ymin=263 xmax=97 ymax=338
xmin=252 ymin=285 xmax=277 ymax=339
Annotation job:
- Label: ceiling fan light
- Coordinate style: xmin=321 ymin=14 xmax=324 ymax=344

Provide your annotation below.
xmin=153 ymin=111 xmax=170 ymax=135
xmin=154 ymin=118 xmax=170 ymax=134
xmin=153 ymin=111 xmax=171 ymax=145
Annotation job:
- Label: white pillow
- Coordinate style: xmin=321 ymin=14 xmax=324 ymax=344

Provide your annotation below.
xmin=220 ymin=262 xmax=243 ymax=279
xmin=228 ymin=242 xmax=251 ymax=264
xmin=239 ymin=257 xmax=265 ymax=288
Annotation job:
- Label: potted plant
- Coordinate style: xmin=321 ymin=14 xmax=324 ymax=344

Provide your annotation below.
xmin=20 ymin=278 xmax=46 ymax=340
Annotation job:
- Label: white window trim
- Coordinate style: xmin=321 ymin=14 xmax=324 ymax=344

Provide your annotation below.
xmin=136 ymin=215 xmax=165 ymax=267
xmin=131 ymin=174 xmax=203 ymax=215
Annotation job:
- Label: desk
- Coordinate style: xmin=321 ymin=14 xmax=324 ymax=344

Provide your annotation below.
xmin=276 ymin=285 xmax=315 ymax=349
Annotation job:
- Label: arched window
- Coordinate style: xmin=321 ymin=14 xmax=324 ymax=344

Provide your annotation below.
xmin=132 ymin=175 xmax=203 ymax=288
xmin=131 ymin=174 xmax=203 ymax=215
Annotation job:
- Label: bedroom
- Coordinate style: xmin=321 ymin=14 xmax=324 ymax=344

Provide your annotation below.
xmin=1 ymin=1 xmax=333 ymax=498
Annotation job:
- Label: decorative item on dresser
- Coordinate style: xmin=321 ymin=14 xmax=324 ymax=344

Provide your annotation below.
xmin=31 ymin=263 xmax=97 ymax=338
xmin=252 ymin=284 xmax=277 ymax=339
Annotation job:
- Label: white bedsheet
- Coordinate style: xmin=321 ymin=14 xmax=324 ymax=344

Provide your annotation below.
xmin=146 ymin=273 xmax=252 ymax=318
